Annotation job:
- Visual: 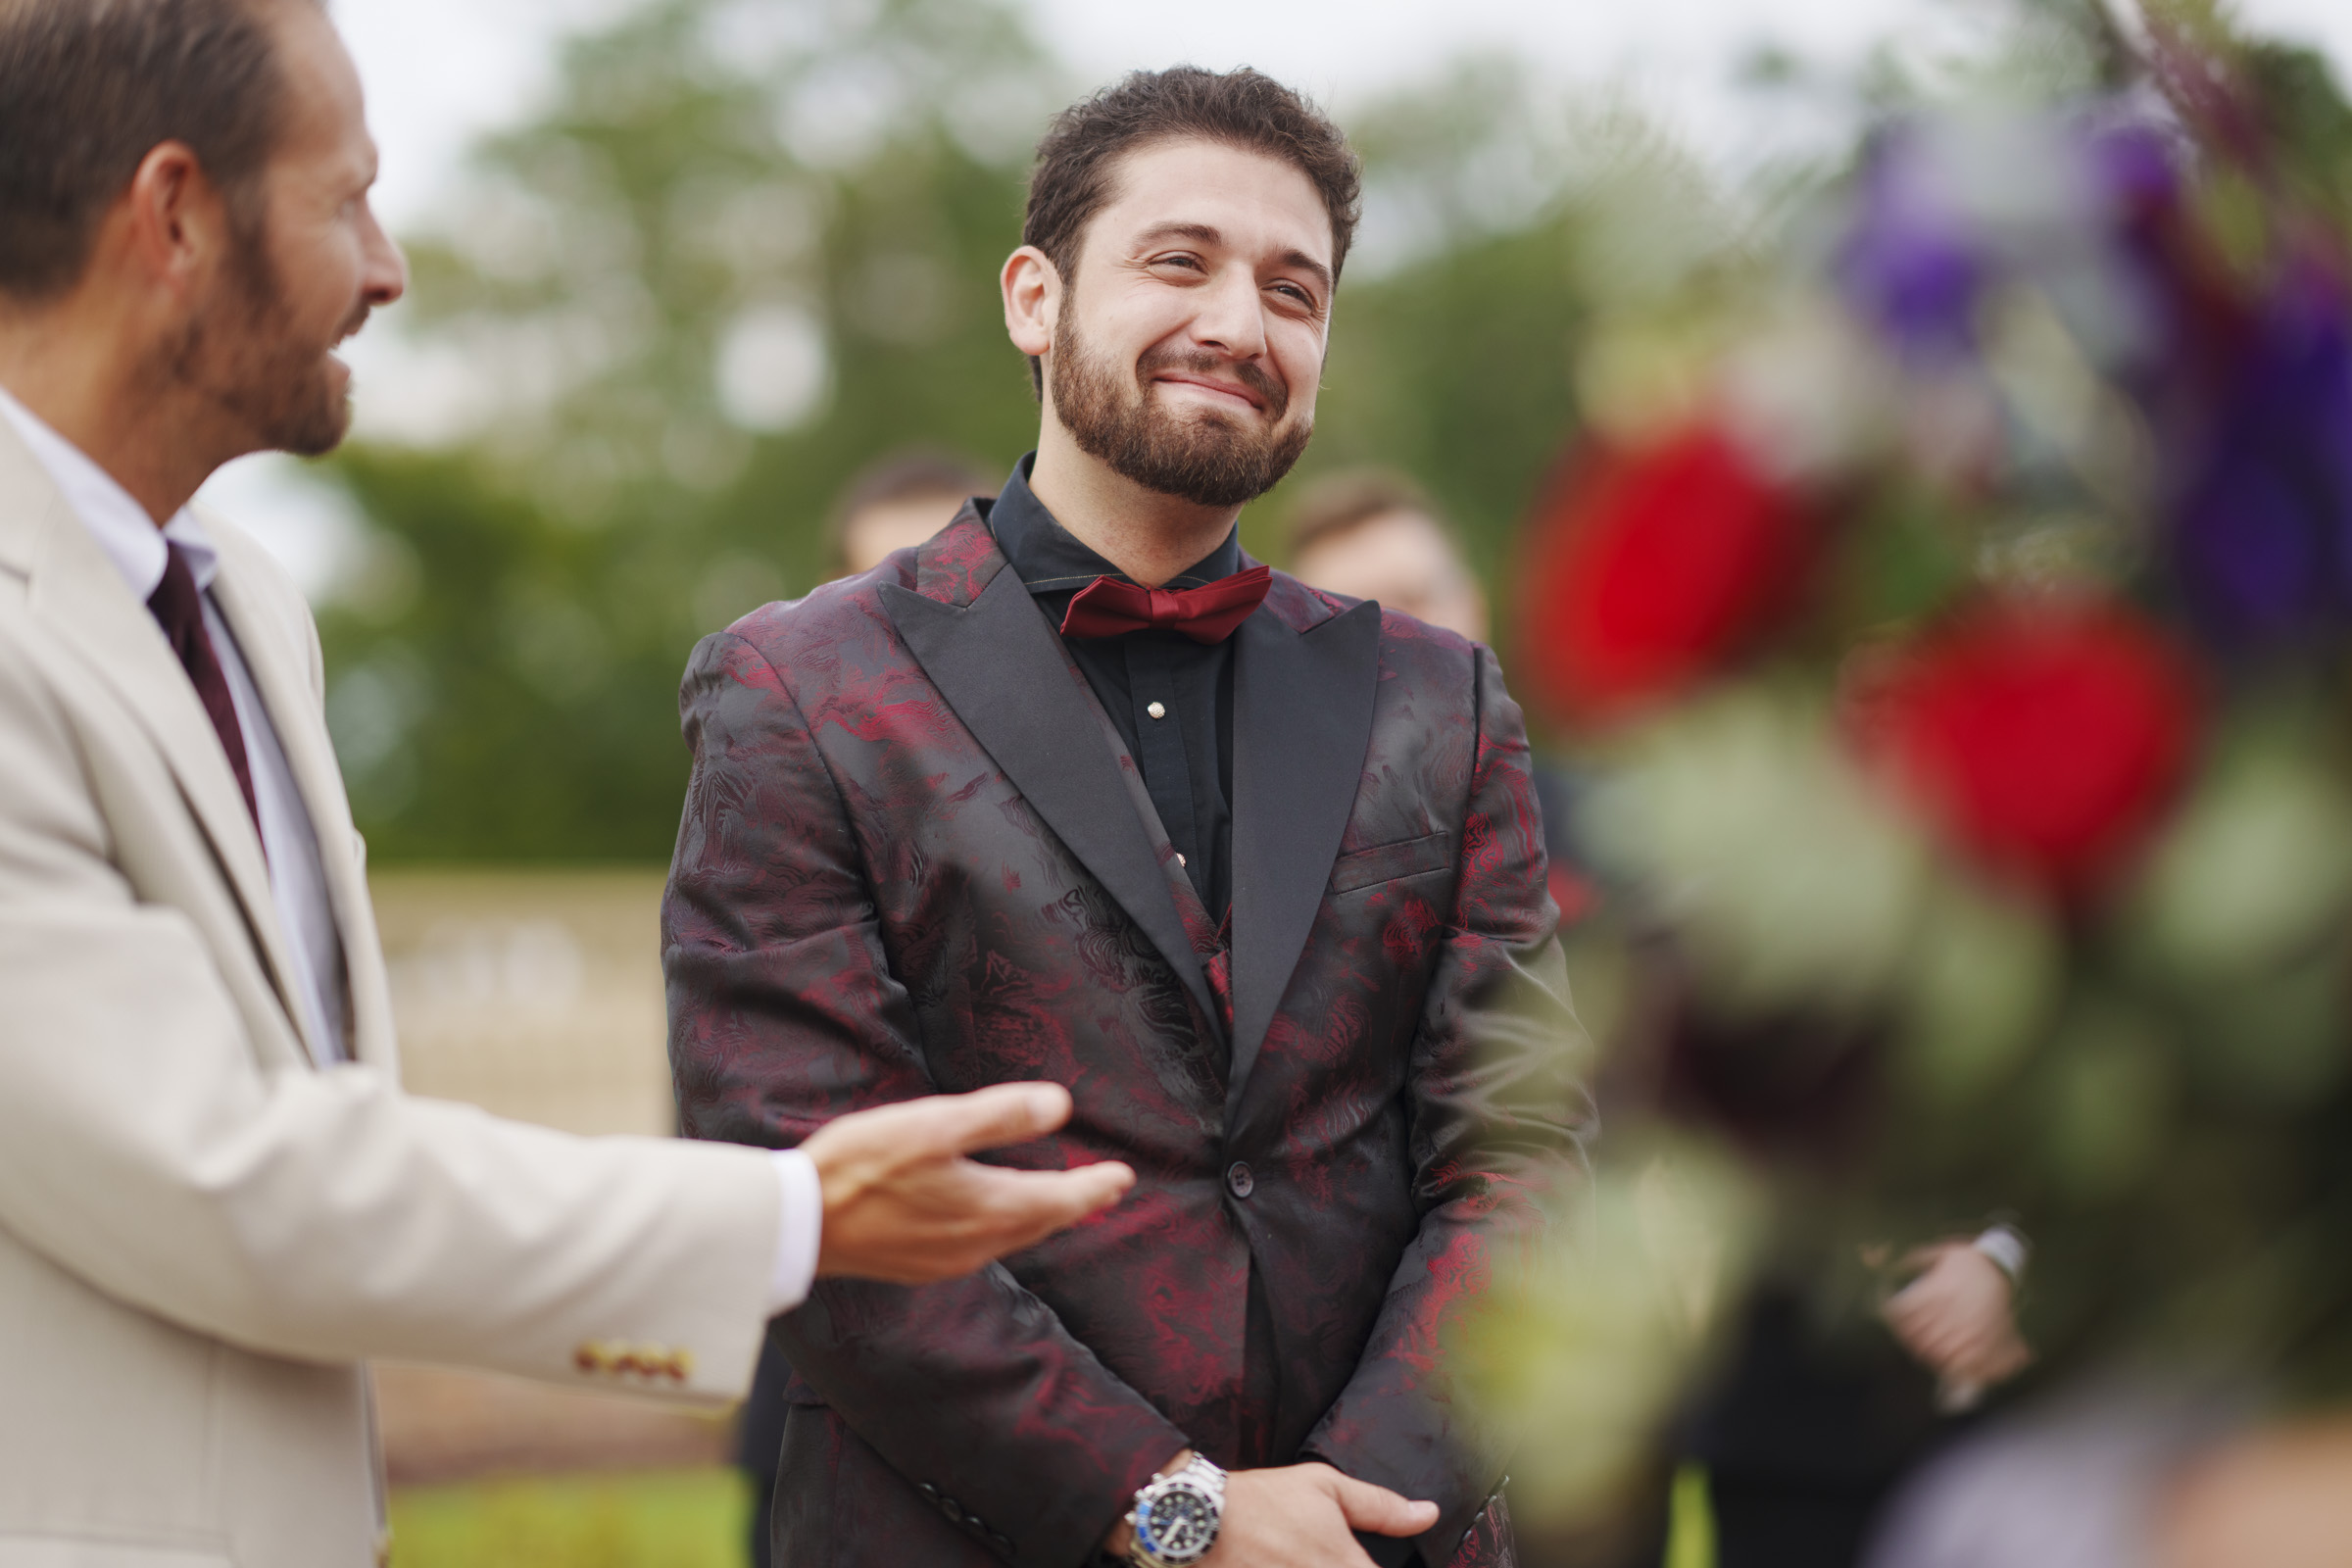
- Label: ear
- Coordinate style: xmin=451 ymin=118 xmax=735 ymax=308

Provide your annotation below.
xmin=1001 ymin=245 xmax=1059 ymax=360
xmin=117 ymin=140 xmax=233 ymax=302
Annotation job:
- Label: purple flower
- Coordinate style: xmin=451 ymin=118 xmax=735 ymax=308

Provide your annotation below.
xmin=2166 ymin=257 xmax=2352 ymax=649
xmin=2089 ymin=120 xmax=2182 ymax=220
xmin=1838 ymin=126 xmax=1989 ymax=368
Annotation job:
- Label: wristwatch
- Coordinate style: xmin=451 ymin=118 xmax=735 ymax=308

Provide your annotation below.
xmin=1124 ymin=1453 xmax=1227 ymax=1567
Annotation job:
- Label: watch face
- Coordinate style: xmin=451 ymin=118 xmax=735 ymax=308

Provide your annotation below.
xmin=1140 ymin=1486 xmax=1218 ymax=1562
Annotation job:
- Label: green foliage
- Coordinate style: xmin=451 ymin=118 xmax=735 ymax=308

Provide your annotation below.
xmin=318 ymin=0 xmax=1700 ymax=859
xmin=1293 ymin=218 xmax=1589 ymax=590
xmin=325 ymin=0 xmax=1063 ymax=859
xmin=2248 ymin=39 xmax=2352 ymax=220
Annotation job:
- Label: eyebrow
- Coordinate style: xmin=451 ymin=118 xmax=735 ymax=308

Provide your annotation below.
xmin=1133 ymin=221 xmax=1334 ymax=297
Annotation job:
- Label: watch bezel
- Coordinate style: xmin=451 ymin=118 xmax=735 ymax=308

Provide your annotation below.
xmin=1125 ymin=1455 xmax=1226 ymax=1568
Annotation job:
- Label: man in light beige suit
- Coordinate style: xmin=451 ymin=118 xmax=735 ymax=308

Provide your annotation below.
xmin=0 ymin=2 xmax=1136 ymax=1564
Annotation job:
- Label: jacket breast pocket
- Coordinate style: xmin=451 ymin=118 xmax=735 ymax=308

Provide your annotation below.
xmin=1329 ymin=831 xmax=1452 ymax=894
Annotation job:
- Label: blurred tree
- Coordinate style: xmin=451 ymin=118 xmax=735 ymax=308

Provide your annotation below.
xmin=319 ymin=1 xmax=1715 ymax=859
xmin=1289 ymin=62 xmax=1743 ymax=632
xmin=323 ymin=0 xmax=1062 ymax=858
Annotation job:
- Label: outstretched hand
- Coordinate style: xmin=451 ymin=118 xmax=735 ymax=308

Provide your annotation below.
xmin=806 ymin=1083 xmax=1134 ymax=1284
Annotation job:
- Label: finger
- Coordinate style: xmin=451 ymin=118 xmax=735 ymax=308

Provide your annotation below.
xmin=1883 ymin=1298 xmax=1934 ymax=1340
xmin=867 ymin=1083 xmax=1076 ymax=1163
xmin=914 ymin=1164 xmax=1138 ymax=1274
xmin=968 ymin=1161 xmax=1137 ymax=1232
xmin=1332 ymin=1475 xmax=1441 ymax=1538
xmin=1885 ymin=1273 xmax=1949 ymax=1312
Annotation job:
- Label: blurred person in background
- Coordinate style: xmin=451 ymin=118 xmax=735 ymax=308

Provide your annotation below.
xmin=0 ymin=3 xmax=1133 ymax=1563
xmin=1284 ymin=470 xmax=1600 ymax=928
xmin=1663 ymin=1225 xmax=2033 ymax=1568
xmin=1285 ymin=468 xmax=1489 ymax=643
xmin=828 ymin=447 xmax=992 ymax=580
xmin=734 ymin=442 xmax=990 ymax=1568
xmin=666 ymin=65 xmax=1589 ymax=1568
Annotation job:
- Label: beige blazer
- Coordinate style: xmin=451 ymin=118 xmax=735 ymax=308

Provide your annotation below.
xmin=0 ymin=418 xmax=782 ymax=1568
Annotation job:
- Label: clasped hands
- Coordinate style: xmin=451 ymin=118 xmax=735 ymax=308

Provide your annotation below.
xmin=801 ymin=1088 xmax=1442 ymax=1565
xmin=1882 ymin=1238 xmax=2032 ymax=1407
xmin=1104 ymin=1450 xmax=1438 ymax=1568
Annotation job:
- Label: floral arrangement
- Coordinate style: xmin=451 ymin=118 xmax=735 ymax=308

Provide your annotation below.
xmin=1479 ymin=1 xmax=2352 ymax=1528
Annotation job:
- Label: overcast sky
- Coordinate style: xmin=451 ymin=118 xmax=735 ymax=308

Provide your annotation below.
xmin=211 ymin=0 xmax=2352 ymax=593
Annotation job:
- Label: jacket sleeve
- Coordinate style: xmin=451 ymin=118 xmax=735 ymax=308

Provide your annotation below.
xmin=1300 ymin=645 xmax=1595 ymax=1566
xmin=0 ymin=627 xmax=781 ymax=1403
xmin=664 ymin=629 xmax=1189 ymax=1568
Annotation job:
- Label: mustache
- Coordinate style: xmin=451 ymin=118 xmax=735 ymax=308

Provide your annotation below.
xmin=1136 ymin=345 xmax=1287 ymax=417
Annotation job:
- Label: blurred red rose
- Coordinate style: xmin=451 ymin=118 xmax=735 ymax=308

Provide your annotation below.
xmin=1517 ymin=421 xmax=1814 ymax=725
xmin=1855 ymin=597 xmax=2201 ymax=896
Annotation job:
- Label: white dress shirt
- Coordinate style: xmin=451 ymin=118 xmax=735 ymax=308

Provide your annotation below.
xmin=0 ymin=387 xmax=820 ymax=1313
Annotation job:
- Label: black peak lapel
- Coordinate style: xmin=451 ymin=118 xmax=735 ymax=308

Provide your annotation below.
xmin=882 ymin=568 xmax=1224 ymax=1041
xmin=1227 ymin=597 xmax=1382 ymax=1107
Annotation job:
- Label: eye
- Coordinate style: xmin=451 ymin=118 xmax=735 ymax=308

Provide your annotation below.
xmin=1149 ymin=252 xmax=1205 ymax=273
xmin=1268 ymin=279 xmax=1323 ymax=316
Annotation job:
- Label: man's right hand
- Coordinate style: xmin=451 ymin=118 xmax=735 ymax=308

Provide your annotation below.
xmin=805 ymin=1082 xmax=1134 ymax=1283
xmin=1201 ymin=1462 xmax=1437 ymax=1567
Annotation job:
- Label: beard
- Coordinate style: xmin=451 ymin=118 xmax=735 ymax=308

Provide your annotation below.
xmin=1049 ymin=310 xmax=1311 ymax=509
xmin=164 ymin=217 xmax=366 ymax=459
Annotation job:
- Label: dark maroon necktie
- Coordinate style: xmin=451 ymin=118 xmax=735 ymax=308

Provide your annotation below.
xmin=1058 ymin=563 xmax=1272 ymax=645
xmin=147 ymin=542 xmax=261 ymax=833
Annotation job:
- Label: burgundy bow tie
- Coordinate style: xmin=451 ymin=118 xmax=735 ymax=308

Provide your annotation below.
xmin=1058 ymin=564 xmax=1272 ymax=644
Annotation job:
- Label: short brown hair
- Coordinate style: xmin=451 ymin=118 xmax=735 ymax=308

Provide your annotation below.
xmin=1286 ymin=468 xmax=1447 ymax=564
xmin=0 ymin=0 xmax=311 ymax=301
xmin=1020 ymin=66 xmax=1362 ymax=394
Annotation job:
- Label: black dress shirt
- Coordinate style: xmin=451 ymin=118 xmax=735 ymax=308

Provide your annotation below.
xmin=987 ymin=455 xmax=1240 ymax=919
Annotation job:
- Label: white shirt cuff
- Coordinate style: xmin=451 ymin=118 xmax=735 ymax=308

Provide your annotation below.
xmin=765 ymin=1149 xmax=823 ymax=1315
xmin=1973 ymin=1224 xmax=2030 ymax=1285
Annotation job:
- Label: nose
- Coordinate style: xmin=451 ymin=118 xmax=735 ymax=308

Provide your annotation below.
xmin=361 ymin=201 xmax=408 ymax=308
xmin=1187 ymin=264 xmax=1268 ymax=365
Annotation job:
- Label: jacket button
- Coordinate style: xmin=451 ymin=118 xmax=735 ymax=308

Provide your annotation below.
xmin=1226 ymin=1161 xmax=1254 ymax=1199
xmin=943 ymin=1498 xmax=964 ymax=1523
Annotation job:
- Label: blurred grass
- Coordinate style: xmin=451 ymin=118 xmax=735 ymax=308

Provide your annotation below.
xmin=389 ymin=1462 xmax=1711 ymax=1567
xmin=1666 ymin=1464 xmax=1717 ymax=1568
xmin=388 ymin=1468 xmax=750 ymax=1568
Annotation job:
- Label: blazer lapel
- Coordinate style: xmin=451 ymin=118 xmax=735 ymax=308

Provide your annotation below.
xmin=882 ymin=523 xmax=1226 ymax=1045
xmin=205 ymin=524 xmax=398 ymax=1071
xmin=0 ymin=438 xmax=310 ymax=1051
xmin=1227 ymin=588 xmax=1382 ymax=1105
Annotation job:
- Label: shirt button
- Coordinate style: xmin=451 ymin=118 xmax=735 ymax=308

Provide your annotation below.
xmin=1175 ymin=853 xmax=1187 ymax=867
xmin=1147 ymin=701 xmax=1167 ymax=719
xmin=1226 ymin=1161 xmax=1254 ymax=1200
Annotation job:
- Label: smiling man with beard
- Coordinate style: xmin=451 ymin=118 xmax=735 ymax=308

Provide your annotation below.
xmin=666 ymin=68 xmax=1591 ymax=1568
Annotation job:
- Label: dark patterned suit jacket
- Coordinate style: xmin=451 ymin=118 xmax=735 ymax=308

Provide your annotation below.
xmin=664 ymin=507 xmax=1590 ymax=1568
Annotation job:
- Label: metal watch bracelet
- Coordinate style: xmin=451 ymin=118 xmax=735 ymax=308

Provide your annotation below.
xmin=1124 ymin=1453 xmax=1228 ymax=1568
